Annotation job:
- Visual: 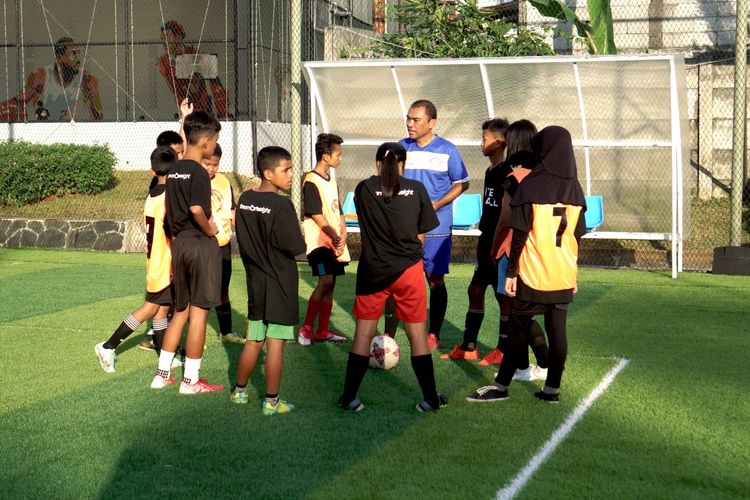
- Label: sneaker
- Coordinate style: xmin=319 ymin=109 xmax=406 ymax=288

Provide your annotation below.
xmin=440 ymin=345 xmax=480 ymax=360
xmin=94 ymin=342 xmax=116 ymax=373
xmin=478 ymin=348 xmax=504 ymax=366
xmin=416 ymin=393 xmax=448 ymax=412
xmin=339 ymin=396 xmax=365 ymax=412
xmin=465 ymin=384 xmax=510 ymax=403
xmin=534 ymin=390 xmax=560 ymax=404
xmin=426 ymin=333 xmax=440 ymax=352
xmin=139 ymin=334 xmax=155 ymax=351
xmin=262 ymin=399 xmax=296 ymax=415
xmin=150 ymin=373 xmax=176 ymax=389
xmin=231 ymin=389 xmax=250 ymax=404
xmin=219 ymin=332 xmax=247 ymax=345
xmin=297 ymin=324 xmax=314 ymax=346
xmin=179 ymin=378 xmax=225 ymax=395
xmin=172 ymin=353 xmax=185 ymax=370
xmin=313 ymin=330 xmax=347 ymax=343
xmin=513 ymin=364 xmax=548 ymax=382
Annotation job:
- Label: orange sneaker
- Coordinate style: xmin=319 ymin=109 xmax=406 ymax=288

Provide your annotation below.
xmin=440 ymin=344 xmax=480 ymax=360
xmin=427 ymin=333 xmax=440 ymax=352
xmin=478 ymin=348 xmax=504 ymax=366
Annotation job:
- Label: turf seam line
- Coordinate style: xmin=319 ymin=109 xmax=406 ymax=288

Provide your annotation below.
xmin=496 ymin=357 xmax=629 ymax=500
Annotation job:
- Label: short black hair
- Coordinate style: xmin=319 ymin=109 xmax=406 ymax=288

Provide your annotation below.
xmin=156 ymin=130 xmax=183 ymax=147
xmin=183 ymin=110 xmax=221 ymax=146
xmin=150 ymin=146 xmax=177 ymax=176
xmin=211 ymin=143 xmax=223 ymax=158
xmin=257 ymin=146 xmax=291 ymax=176
xmin=409 ymin=99 xmax=437 ymax=120
xmin=315 ymin=133 xmax=343 ymax=162
xmin=482 ymin=118 xmax=509 ymax=137
xmin=505 ymin=119 xmax=538 ymax=159
xmin=54 ymin=37 xmax=75 ymax=58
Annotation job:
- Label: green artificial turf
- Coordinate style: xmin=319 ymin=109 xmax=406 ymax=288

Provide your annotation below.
xmin=0 ymin=248 xmax=748 ymax=499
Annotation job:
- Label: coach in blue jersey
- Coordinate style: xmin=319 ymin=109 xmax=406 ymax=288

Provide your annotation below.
xmin=398 ymin=99 xmax=470 ymax=351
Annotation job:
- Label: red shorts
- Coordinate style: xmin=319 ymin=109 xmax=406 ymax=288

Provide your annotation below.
xmin=353 ymin=261 xmax=427 ymax=323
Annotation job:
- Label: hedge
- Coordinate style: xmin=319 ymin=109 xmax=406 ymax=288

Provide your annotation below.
xmin=0 ymin=140 xmax=116 ymax=206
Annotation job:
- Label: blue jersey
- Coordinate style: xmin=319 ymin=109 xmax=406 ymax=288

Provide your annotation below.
xmin=400 ymin=135 xmax=469 ymax=235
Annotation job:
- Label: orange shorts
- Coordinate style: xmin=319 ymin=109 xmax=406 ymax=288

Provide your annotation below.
xmin=353 ymin=261 xmax=427 ymax=323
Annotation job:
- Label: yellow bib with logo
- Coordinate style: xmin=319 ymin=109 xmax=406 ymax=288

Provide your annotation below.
xmin=302 ymin=171 xmax=350 ymax=262
xmin=144 ymin=191 xmax=171 ymax=293
xmin=211 ymin=173 xmax=234 ymax=247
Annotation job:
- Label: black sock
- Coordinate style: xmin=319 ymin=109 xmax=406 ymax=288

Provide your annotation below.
xmin=529 ymin=319 xmax=549 ymax=368
xmin=341 ymin=353 xmax=370 ymax=405
xmin=152 ymin=328 xmax=166 ymax=353
xmin=233 ymin=383 xmax=247 ymax=392
xmin=429 ymin=284 xmax=448 ymax=338
xmin=461 ymin=308 xmax=484 ymax=350
xmin=411 ymin=354 xmax=439 ymax=408
xmin=216 ymin=303 xmax=233 ymax=335
xmin=103 ymin=314 xmax=140 ymax=350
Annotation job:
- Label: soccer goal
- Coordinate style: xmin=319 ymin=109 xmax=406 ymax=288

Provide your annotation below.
xmin=303 ymin=55 xmax=690 ymax=278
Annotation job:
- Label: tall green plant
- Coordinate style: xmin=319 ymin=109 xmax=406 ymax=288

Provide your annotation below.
xmin=527 ymin=0 xmax=617 ymax=54
xmin=342 ymin=0 xmax=558 ymax=59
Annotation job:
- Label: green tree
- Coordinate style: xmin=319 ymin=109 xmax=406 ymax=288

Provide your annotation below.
xmin=342 ymin=0 xmax=558 ymax=59
xmin=527 ymin=0 xmax=617 ymax=54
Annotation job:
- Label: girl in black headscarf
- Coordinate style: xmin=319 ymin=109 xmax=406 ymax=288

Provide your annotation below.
xmin=466 ymin=126 xmax=586 ymax=404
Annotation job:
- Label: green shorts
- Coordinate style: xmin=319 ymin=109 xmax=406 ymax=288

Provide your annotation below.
xmin=246 ymin=320 xmax=295 ymax=341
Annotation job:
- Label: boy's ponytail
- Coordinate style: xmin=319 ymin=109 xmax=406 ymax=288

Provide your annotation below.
xmin=375 ymin=142 xmax=407 ymax=203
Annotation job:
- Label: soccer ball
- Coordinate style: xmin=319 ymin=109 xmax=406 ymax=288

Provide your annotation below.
xmin=369 ymin=335 xmax=400 ymax=370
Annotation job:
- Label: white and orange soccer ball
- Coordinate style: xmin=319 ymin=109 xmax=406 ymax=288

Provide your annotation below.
xmin=369 ymin=335 xmax=400 ymax=370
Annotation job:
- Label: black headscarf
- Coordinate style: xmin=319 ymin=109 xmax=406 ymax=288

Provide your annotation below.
xmin=511 ymin=126 xmax=586 ymax=208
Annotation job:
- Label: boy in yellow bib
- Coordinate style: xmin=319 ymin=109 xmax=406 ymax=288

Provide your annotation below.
xmin=201 ymin=143 xmax=245 ymax=344
xmin=299 ymin=133 xmax=350 ymax=345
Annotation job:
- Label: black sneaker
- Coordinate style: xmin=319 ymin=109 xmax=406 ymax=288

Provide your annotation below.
xmin=416 ymin=393 xmax=448 ymax=412
xmin=339 ymin=396 xmax=365 ymax=412
xmin=534 ymin=390 xmax=560 ymax=404
xmin=138 ymin=336 xmax=155 ymax=352
xmin=465 ymin=385 xmax=509 ymax=403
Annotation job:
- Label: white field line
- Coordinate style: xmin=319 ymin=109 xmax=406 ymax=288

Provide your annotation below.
xmin=497 ymin=357 xmax=630 ymax=500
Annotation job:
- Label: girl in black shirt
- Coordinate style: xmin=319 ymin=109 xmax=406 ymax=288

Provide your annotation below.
xmin=339 ymin=142 xmax=447 ymax=412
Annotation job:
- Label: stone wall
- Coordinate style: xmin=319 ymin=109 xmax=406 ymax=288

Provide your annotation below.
xmin=0 ymin=218 xmax=142 ymax=252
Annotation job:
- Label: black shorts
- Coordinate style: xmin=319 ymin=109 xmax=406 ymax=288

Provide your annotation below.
xmin=145 ymin=283 xmax=174 ymax=306
xmin=469 ymin=238 xmax=498 ymax=290
xmin=171 ymin=232 xmax=221 ymax=310
xmin=512 ymin=299 xmax=569 ymax=315
xmin=307 ymin=247 xmax=347 ymax=277
xmin=220 ymin=244 xmax=232 ymax=295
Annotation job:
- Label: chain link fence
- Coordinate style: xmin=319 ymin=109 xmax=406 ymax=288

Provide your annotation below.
xmin=1 ymin=0 xmax=748 ymax=271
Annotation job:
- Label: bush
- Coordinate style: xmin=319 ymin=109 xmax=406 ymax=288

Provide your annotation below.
xmin=0 ymin=141 xmax=116 ymax=206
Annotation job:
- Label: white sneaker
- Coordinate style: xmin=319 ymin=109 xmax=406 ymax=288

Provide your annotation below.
xmin=171 ymin=356 xmax=184 ymax=369
xmin=513 ymin=364 xmax=548 ymax=382
xmin=150 ymin=373 xmax=176 ymax=389
xmin=95 ymin=342 xmax=116 ymax=373
xmin=530 ymin=365 xmax=548 ymax=382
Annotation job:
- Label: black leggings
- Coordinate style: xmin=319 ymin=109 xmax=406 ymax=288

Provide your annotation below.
xmin=496 ymin=307 xmax=568 ymax=389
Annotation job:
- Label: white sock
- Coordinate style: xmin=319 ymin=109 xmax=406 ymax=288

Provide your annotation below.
xmin=157 ymin=350 xmax=175 ymax=373
xmin=183 ymin=357 xmax=202 ymax=385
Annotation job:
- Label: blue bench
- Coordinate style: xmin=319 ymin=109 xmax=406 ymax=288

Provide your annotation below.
xmin=584 ymin=195 xmax=604 ymax=232
xmin=452 ymin=193 xmax=483 ymax=230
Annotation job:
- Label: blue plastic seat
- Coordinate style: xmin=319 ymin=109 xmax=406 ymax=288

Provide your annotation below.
xmin=342 ymin=191 xmax=358 ymax=227
xmin=452 ymin=193 xmax=483 ymax=230
xmin=584 ymin=195 xmax=604 ymax=232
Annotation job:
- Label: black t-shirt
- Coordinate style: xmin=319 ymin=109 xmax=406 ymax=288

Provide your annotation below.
xmin=354 ymin=176 xmax=439 ymax=295
xmin=164 ymin=159 xmax=212 ymax=237
xmin=478 ymin=162 xmax=513 ymax=237
xmin=235 ymin=190 xmax=306 ymax=325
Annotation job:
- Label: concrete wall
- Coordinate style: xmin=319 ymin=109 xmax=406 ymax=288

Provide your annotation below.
xmin=522 ymin=0 xmax=739 ymax=55
xmin=0 ymin=121 xmax=312 ymax=174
